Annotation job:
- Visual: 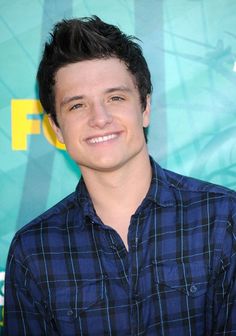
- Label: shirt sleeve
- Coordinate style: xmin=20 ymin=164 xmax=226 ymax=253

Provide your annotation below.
xmin=213 ymin=196 xmax=236 ymax=335
xmin=4 ymin=235 xmax=55 ymax=336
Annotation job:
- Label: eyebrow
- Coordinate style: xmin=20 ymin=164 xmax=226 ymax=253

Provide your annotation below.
xmin=60 ymin=86 xmax=132 ymax=107
xmin=105 ymin=86 xmax=132 ymax=94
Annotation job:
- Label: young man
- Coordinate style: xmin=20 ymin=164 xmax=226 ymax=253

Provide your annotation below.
xmin=4 ymin=16 xmax=236 ymax=335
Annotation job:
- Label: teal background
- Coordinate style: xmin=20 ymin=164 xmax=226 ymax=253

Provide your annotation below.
xmin=0 ymin=0 xmax=236 ymax=332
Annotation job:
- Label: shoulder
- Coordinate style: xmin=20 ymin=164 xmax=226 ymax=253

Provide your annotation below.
xmin=19 ymin=190 xmax=78 ymax=233
xmin=10 ymin=189 xmax=84 ymax=257
xmin=157 ymin=166 xmax=236 ymax=260
xmin=6 ymin=189 xmax=85 ymax=270
xmin=161 ymin=167 xmax=236 ymax=221
xmin=163 ymin=167 xmax=236 ymax=197
xmin=151 ymin=158 xmax=236 ymax=214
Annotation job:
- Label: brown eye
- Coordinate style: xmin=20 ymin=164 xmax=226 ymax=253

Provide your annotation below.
xmin=70 ymin=103 xmax=83 ymax=111
xmin=111 ymin=96 xmax=124 ymax=101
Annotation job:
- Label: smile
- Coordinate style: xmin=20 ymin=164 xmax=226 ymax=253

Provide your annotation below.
xmin=87 ymin=133 xmax=118 ymax=144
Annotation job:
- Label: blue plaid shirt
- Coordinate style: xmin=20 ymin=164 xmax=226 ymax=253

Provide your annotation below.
xmin=4 ymin=158 xmax=236 ymax=335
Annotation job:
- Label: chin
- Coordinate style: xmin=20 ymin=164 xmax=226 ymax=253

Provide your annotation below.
xmin=79 ymin=157 xmax=126 ymax=173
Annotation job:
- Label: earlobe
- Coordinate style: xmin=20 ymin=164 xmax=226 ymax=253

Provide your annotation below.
xmin=142 ymin=95 xmax=151 ymax=128
xmin=48 ymin=115 xmax=65 ymax=144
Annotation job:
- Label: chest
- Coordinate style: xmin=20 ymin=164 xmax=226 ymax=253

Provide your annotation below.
xmin=34 ymin=208 xmax=222 ymax=335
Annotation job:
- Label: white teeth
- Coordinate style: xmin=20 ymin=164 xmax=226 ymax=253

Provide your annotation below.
xmin=88 ymin=133 xmax=117 ymax=144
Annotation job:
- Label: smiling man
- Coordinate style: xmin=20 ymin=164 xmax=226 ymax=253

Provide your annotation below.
xmin=4 ymin=16 xmax=236 ymax=335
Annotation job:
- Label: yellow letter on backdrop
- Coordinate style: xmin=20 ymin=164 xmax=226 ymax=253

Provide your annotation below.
xmin=11 ymin=99 xmax=66 ymax=150
xmin=12 ymin=99 xmax=42 ymax=150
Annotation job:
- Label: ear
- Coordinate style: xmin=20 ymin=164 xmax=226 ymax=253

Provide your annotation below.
xmin=142 ymin=95 xmax=151 ymax=128
xmin=48 ymin=115 xmax=65 ymax=144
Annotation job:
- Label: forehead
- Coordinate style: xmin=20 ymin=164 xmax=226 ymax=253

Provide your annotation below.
xmin=54 ymin=57 xmax=137 ymax=94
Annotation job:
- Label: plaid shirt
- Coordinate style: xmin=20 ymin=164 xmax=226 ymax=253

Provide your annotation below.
xmin=4 ymin=158 xmax=236 ymax=335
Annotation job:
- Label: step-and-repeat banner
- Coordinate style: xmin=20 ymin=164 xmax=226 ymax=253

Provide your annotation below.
xmin=1 ymin=0 xmax=236 ymax=332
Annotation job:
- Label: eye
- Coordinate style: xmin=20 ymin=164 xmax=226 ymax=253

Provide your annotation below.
xmin=69 ymin=103 xmax=83 ymax=111
xmin=110 ymin=96 xmax=125 ymax=102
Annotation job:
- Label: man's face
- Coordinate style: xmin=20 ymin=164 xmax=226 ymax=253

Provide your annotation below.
xmin=51 ymin=57 xmax=150 ymax=173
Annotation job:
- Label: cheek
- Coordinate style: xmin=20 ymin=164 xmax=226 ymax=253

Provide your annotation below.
xmin=59 ymin=122 xmax=83 ymax=149
xmin=56 ymin=124 xmax=72 ymax=146
xmin=125 ymin=106 xmax=144 ymax=124
xmin=126 ymin=113 xmax=147 ymax=138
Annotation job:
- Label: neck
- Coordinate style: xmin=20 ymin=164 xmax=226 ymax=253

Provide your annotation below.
xmin=81 ymin=151 xmax=152 ymax=215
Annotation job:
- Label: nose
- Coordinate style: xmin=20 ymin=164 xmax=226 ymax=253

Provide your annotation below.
xmin=88 ymin=101 xmax=113 ymax=128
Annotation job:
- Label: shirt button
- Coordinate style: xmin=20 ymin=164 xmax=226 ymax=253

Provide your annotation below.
xmin=67 ymin=309 xmax=74 ymax=316
xmin=189 ymin=284 xmax=198 ymax=294
xmin=132 ymin=292 xmax=140 ymax=301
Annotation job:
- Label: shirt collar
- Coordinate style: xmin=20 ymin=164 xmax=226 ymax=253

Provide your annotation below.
xmin=75 ymin=156 xmax=176 ymax=213
xmin=75 ymin=177 xmax=96 ymax=218
xmin=146 ymin=157 xmax=175 ymax=207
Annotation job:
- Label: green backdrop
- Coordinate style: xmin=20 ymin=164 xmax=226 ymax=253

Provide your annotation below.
xmin=1 ymin=0 xmax=236 ymax=332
